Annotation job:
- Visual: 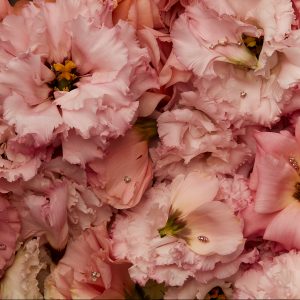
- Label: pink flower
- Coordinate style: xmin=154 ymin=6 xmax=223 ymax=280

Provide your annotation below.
xmin=0 ymin=195 xmax=20 ymax=278
xmin=217 ymin=175 xmax=253 ymax=213
xmin=233 ymin=250 xmax=300 ymax=299
xmin=88 ymin=124 xmax=153 ymax=209
xmin=0 ymin=238 xmax=46 ymax=299
xmin=170 ymin=0 xmax=300 ymax=126
xmin=172 ymin=0 xmax=295 ymax=77
xmin=44 ymin=226 xmax=131 ymax=299
xmin=13 ymin=182 xmax=69 ymax=250
xmin=9 ymin=155 xmax=112 ymax=246
xmin=0 ymin=121 xmax=44 ymax=183
xmin=249 ymin=127 xmax=300 ymax=249
xmin=112 ymin=171 xmax=246 ymax=286
xmin=157 ymin=108 xmax=234 ymax=163
xmin=0 ymin=0 xmax=157 ymax=163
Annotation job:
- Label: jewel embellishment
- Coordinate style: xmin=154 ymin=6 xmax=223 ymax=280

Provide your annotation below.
xmin=240 ymin=91 xmax=247 ymax=98
xmin=91 ymin=271 xmax=101 ymax=282
xmin=197 ymin=235 xmax=209 ymax=243
xmin=289 ymin=157 xmax=299 ymax=172
xmin=124 ymin=176 xmax=131 ymax=183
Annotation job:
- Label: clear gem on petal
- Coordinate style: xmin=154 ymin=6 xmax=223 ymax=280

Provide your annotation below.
xmin=197 ymin=235 xmax=209 ymax=243
xmin=240 ymin=91 xmax=247 ymax=98
xmin=289 ymin=156 xmax=300 ymax=171
xmin=91 ymin=271 xmax=100 ymax=281
xmin=123 ymin=176 xmax=131 ymax=183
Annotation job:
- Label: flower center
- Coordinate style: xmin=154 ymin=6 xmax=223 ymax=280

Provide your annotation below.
xmin=293 ymin=182 xmax=300 ymax=201
xmin=48 ymin=59 xmax=78 ymax=93
xmin=158 ymin=210 xmax=187 ymax=238
xmin=288 ymin=157 xmax=300 ymax=201
xmin=204 ymin=286 xmax=227 ymax=300
xmin=242 ymin=34 xmax=264 ymax=59
xmin=133 ymin=118 xmax=158 ymax=142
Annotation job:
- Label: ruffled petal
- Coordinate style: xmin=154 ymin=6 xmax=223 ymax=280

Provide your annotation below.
xmin=3 ymin=93 xmax=62 ymax=144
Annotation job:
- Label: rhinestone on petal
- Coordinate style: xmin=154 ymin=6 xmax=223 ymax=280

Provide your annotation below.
xmin=197 ymin=235 xmax=209 ymax=243
xmin=209 ymin=44 xmax=216 ymax=49
xmin=0 ymin=243 xmax=6 ymax=250
xmin=237 ymin=41 xmax=243 ymax=46
xmin=91 ymin=271 xmax=101 ymax=282
xmin=240 ymin=91 xmax=247 ymax=98
xmin=123 ymin=176 xmax=131 ymax=183
xmin=289 ymin=157 xmax=300 ymax=172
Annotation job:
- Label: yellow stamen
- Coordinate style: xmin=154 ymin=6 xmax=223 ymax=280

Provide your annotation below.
xmin=53 ymin=60 xmax=77 ymax=81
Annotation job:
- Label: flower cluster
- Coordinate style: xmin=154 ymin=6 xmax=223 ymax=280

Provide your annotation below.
xmin=1 ymin=0 xmax=300 ymax=298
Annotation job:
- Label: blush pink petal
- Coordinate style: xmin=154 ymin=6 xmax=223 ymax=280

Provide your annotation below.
xmin=18 ymin=183 xmax=68 ymax=249
xmin=171 ymin=11 xmax=219 ymax=77
xmin=187 ymin=201 xmax=243 ymax=256
xmin=88 ymin=128 xmax=153 ymax=209
xmin=71 ymin=17 xmax=128 ymax=83
xmin=171 ymin=2 xmax=258 ymax=77
xmin=241 ymin=204 xmax=276 ymax=237
xmin=138 ymin=92 xmax=165 ymax=117
xmin=3 ymin=93 xmax=62 ymax=145
xmin=113 ymin=0 xmax=163 ymax=29
xmin=277 ymin=47 xmax=300 ymax=89
xmin=45 ymin=226 xmax=131 ymax=299
xmin=170 ymin=171 xmax=219 ymax=217
xmin=253 ymin=149 xmax=296 ymax=214
xmin=62 ymin=132 xmax=104 ymax=166
xmin=0 ymin=196 xmax=20 ymax=278
xmin=0 ymin=55 xmax=53 ymax=105
xmin=254 ymin=131 xmax=299 ymax=158
xmin=264 ymin=202 xmax=300 ymax=250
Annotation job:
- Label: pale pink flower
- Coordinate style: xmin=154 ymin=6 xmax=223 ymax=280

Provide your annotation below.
xmin=157 ymin=108 xmax=234 ymax=163
xmin=88 ymin=125 xmax=153 ymax=209
xmin=0 ymin=195 xmax=20 ymax=278
xmin=12 ymin=182 xmax=69 ymax=250
xmin=172 ymin=0 xmax=295 ymax=77
xmin=234 ymin=250 xmax=300 ymax=299
xmin=44 ymin=226 xmax=131 ymax=299
xmin=217 ymin=175 xmax=253 ymax=213
xmin=10 ymin=156 xmax=112 ymax=245
xmin=171 ymin=0 xmax=300 ymax=126
xmin=181 ymin=67 xmax=293 ymax=127
xmin=112 ymin=171 xmax=246 ymax=286
xmin=0 ymin=121 xmax=44 ymax=183
xmin=0 ymin=0 xmax=157 ymax=164
xmin=249 ymin=126 xmax=300 ymax=250
xmin=0 ymin=238 xmax=45 ymax=299
xmin=150 ymin=137 xmax=252 ymax=182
